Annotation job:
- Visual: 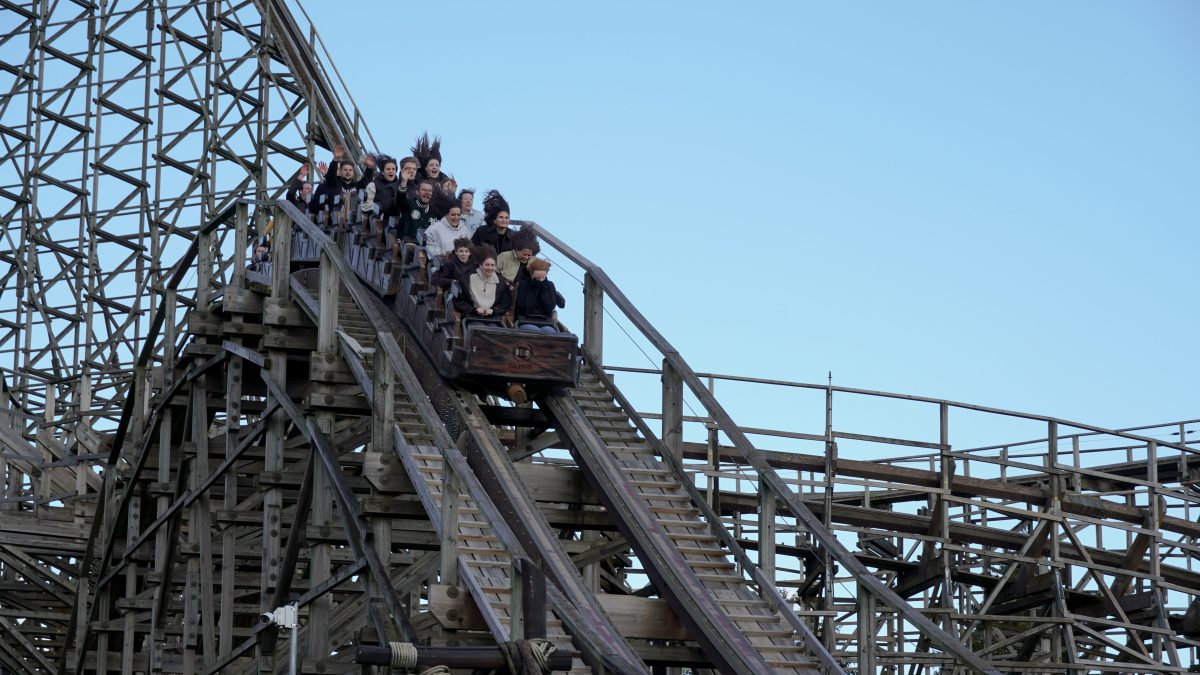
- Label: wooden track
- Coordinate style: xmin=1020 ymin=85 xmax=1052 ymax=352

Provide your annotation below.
xmin=545 ymin=367 xmax=824 ymax=674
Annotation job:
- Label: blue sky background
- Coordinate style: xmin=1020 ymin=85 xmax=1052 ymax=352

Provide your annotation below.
xmin=303 ymin=2 xmax=1197 ymax=439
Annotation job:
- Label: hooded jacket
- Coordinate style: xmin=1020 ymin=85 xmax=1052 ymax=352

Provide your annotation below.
xmin=425 ymin=217 xmax=469 ymax=260
xmin=515 ymin=276 xmax=565 ymax=322
xmin=431 ymin=254 xmax=477 ymax=290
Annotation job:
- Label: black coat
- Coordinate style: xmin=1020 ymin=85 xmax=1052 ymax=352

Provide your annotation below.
xmin=370 ymin=175 xmax=404 ymax=219
xmin=285 ymin=177 xmax=308 ymax=211
xmin=471 ymin=224 xmax=513 ymax=255
xmin=312 ymin=162 xmax=374 ymax=217
xmin=515 ymin=277 xmax=565 ymax=322
xmin=431 ymin=255 xmax=477 ymax=289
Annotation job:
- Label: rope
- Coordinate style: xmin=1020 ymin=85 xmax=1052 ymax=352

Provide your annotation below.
xmin=525 ymin=638 xmax=557 ymax=673
xmin=388 ymin=641 xmax=418 ymax=671
xmin=498 ymin=641 xmax=521 ymax=674
xmin=416 ymin=667 xmax=449 ymax=675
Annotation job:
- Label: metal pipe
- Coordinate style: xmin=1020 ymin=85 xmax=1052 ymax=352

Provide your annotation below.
xmin=288 ymin=624 xmax=298 ymax=675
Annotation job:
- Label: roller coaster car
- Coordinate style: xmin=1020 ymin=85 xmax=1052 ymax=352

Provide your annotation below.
xmin=319 ymin=211 xmax=579 ymax=398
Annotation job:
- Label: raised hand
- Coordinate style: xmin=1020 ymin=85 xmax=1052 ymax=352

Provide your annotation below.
xmin=317 ymin=161 xmax=328 ymax=175
xmin=298 ymin=164 xmax=310 ymax=178
xmin=363 ymin=154 xmax=376 ymax=169
xmin=332 ymin=145 xmax=346 ymax=160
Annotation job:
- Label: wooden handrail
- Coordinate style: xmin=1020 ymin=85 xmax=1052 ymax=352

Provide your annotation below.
xmin=524 ymin=219 xmax=1003 ymax=675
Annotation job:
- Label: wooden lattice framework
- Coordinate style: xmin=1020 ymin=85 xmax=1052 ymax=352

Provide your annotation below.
xmin=0 ymin=2 xmax=1197 ymax=674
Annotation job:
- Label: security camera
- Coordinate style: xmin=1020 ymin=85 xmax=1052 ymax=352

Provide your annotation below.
xmin=259 ymin=611 xmax=275 ymax=625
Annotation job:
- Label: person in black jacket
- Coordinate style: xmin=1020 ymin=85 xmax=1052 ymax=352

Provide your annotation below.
xmin=363 ymin=158 xmax=403 ymax=219
xmin=431 ymin=238 xmax=477 ymax=290
xmin=470 ymin=189 xmax=514 ymax=254
xmin=311 ymin=145 xmax=375 ymax=223
xmin=515 ymin=258 xmax=566 ymax=333
xmin=285 ymin=164 xmax=312 ymax=211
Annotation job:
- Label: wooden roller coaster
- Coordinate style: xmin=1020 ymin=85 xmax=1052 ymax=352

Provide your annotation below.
xmin=1 ymin=1 xmax=1197 ymax=673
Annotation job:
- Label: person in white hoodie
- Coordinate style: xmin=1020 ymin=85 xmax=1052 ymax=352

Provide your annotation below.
xmin=424 ymin=204 xmax=468 ymax=262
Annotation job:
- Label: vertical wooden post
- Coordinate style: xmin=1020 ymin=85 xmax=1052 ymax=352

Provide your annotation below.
xmin=121 ymin=495 xmax=139 ymax=674
xmin=309 ymin=248 xmax=340 ymax=660
xmin=1047 ymin=421 xmax=1059 ymax=565
xmin=582 ymin=272 xmax=603 ymax=363
xmin=317 ymin=249 xmax=340 ymax=355
xmin=232 ymin=201 xmax=249 ymax=289
xmin=271 ymin=206 xmax=292 ymax=300
xmin=510 ymin=562 xmax=525 ymax=641
xmin=260 ymin=207 xmax=290 ymax=670
xmin=705 ymin=376 xmax=720 ymax=515
xmin=148 ymin=345 xmax=176 ymax=672
xmin=821 ymin=383 xmax=835 ymax=653
xmin=939 ymin=403 xmax=954 ymax=632
xmin=759 ymin=484 xmax=777 ymax=587
xmin=220 ymin=198 xmax=251 ymax=660
xmin=661 ymin=359 xmax=683 ymax=461
xmin=191 ymin=382 xmax=218 ymax=662
xmin=522 ymin=563 xmax=547 ymax=640
xmin=1147 ymin=440 xmax=1165 ymax=665
xmin=220 ymin=324 xmax=245 ymax=654
xmin=856 ymin=581 xmax=876 ymax=674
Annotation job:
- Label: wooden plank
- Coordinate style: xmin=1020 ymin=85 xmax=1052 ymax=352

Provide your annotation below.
xmin=463 ymin=325 xmax=578 ymax=384
xmin=429 ymin=586 xmax=690 ymax=641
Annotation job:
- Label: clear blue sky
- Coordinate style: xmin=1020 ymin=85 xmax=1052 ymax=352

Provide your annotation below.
xmin=303 ymin=2 xmax=1198 ymax=436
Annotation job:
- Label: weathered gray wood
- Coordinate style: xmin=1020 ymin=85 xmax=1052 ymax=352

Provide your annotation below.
xmin=583 ymin=271 xmax=604 ymax=362
xmin=661 ymin=359 xmax=683 ymax=461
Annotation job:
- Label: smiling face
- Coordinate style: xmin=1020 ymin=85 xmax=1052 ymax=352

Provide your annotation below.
xmin=516 ymin=248 xmax=534 ymax=263
xmin=425 ymin=158 xmax=441 ymax=178
xmin=455 ymin=245 xmax=471 ymax=262
xmin=495 ymin=211 xmax=510 ymax=230
xmin=299 ymin=183 xmax=312 ymax=200
xmin=447 ymin=206 xmax=461 ymax=225
xmin=417 ymin=182 xmax=433 ymax=204
xmin=480 ymin=257 xmax=497 ymax=277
